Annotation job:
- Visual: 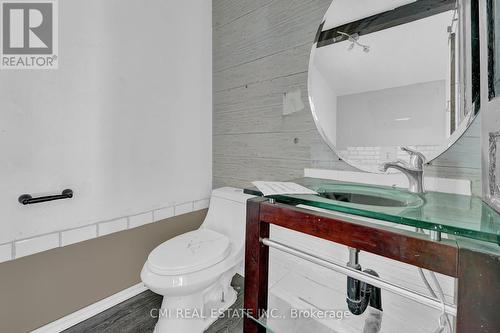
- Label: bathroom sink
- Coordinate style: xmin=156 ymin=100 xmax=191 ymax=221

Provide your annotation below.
xmin=316 ymin=184 xmax=423 ymax=208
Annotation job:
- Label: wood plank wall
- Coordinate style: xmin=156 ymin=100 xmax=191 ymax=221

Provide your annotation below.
xmin=213 ymin=0 xmax=482 ymax=195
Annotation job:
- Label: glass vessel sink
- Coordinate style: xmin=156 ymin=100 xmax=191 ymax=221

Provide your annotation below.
xmin=244 ymin=178 xmax=500 ymax=245
xmin=316 ymin=184 xmax=424 ymax=208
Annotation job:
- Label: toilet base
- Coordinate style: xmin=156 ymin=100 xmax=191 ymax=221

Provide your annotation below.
xmin=153 ymin=285 xmax=238 ymax=333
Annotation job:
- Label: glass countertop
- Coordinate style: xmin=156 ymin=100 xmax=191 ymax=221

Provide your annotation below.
xmin=243 ymin=178 xmax=500 ymax=245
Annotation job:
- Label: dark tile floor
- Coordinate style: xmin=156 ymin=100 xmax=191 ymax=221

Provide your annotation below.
xmin=63 ymin=275 xmax=244 ymax=333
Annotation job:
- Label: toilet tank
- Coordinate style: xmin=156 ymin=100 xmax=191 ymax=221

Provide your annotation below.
xmin=200 ymin=187 xmax=255 ymax=247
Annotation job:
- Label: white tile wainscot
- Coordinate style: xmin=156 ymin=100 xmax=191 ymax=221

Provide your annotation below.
xmin=61 ymin=225 xmax=98 ymax=246
xmin=15 ymin=233 xmax=60 ymax=259
xmin=175 ymin=202 xmax=194 ymax=216
xmin=0 ymin=243 xmax=12 ymax=263
xmin=98 ymin=218 xmax=128 ymax=236
xmin=153 ymin=206 xmax=174 ymax=222
xmin=128 ymin=212 xmax=154 ymax=229
xmin=194 ymin=198 xmax=210 ymax=210
xmin=0 ymin=197 xmax=210 ymax=264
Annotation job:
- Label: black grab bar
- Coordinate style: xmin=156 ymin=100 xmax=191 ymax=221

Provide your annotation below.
xmin=18 ymin=189 xmax=73 ymax=205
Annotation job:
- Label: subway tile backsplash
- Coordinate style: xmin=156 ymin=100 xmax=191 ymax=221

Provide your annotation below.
xmin=0 ymin=197 xmax=210 ymax=264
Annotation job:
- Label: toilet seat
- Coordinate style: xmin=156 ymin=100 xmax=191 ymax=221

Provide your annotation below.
xmin=147 ymin=229 xmax=231 ymax=276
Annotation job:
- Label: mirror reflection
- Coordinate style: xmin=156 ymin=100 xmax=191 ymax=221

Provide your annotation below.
xmin=309 ymin=0 xmax=480 ymax=173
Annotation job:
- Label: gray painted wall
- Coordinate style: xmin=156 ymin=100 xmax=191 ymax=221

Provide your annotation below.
xmin=213 ymin=0 xmax=481 ymax=195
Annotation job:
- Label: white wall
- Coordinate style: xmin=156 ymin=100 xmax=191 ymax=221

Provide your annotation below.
xmin=0 ymin=0 xmax=212 ymax=245
xmin=336 ymin=80 xmax=448 ymax=149
xmin=314 ymin=11 xmax=451 ymax=96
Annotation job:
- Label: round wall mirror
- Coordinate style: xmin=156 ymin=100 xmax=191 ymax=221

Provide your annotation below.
xmin=308 ymin=0 xmax=480 ymax=173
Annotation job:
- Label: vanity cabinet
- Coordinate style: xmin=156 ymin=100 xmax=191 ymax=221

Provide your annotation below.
xmin=239 ymin=0 xmax=500 ymax=331
xmin=242 ymin=183 xmax=500 ymax=333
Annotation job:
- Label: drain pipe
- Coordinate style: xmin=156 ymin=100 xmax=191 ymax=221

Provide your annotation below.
xmin=346 ymin=248 xmax=383 ymax=333
xmin=346 ymin=248 xmax=383 ymax=315
xmin=346 ymin=248 xmax=368 ymax=315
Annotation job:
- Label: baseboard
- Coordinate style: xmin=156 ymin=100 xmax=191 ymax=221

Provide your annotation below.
xmin=31 ymin=283 xmax=148 ymax=333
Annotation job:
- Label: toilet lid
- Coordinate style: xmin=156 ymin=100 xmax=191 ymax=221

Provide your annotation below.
xmin=147 ymin=229 xmax=231 ymax=276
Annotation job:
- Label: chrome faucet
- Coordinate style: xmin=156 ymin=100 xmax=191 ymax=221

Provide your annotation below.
xmin=380 ymin=147 xmax=426 ymax=194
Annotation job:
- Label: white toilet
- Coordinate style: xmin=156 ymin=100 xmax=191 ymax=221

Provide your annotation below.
xmin=141 ymin=187 xmax=254 ymax=333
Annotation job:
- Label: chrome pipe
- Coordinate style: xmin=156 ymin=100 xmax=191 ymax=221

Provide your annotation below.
xmin=347 ymin=247 xmax=360 ymax=268
xmin=430 ymin=231 xmax=442 ymax=242
xmin=261 ymin=238 xmax=457 ymax=316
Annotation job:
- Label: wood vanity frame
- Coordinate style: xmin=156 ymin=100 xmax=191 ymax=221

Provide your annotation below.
xmin=243 ymin=197 xmax=500 ymax=333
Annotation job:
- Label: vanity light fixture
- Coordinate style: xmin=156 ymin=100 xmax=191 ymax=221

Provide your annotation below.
xmin=337 ymin=31 xmax=370 ymax=53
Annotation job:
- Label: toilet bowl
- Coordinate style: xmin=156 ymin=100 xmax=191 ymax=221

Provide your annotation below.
xmin=141 ymin=187 xmax=255 ymax=333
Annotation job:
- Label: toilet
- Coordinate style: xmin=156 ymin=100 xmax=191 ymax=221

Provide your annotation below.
xmin=141 ymin=187 xmax=255 ymax=333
